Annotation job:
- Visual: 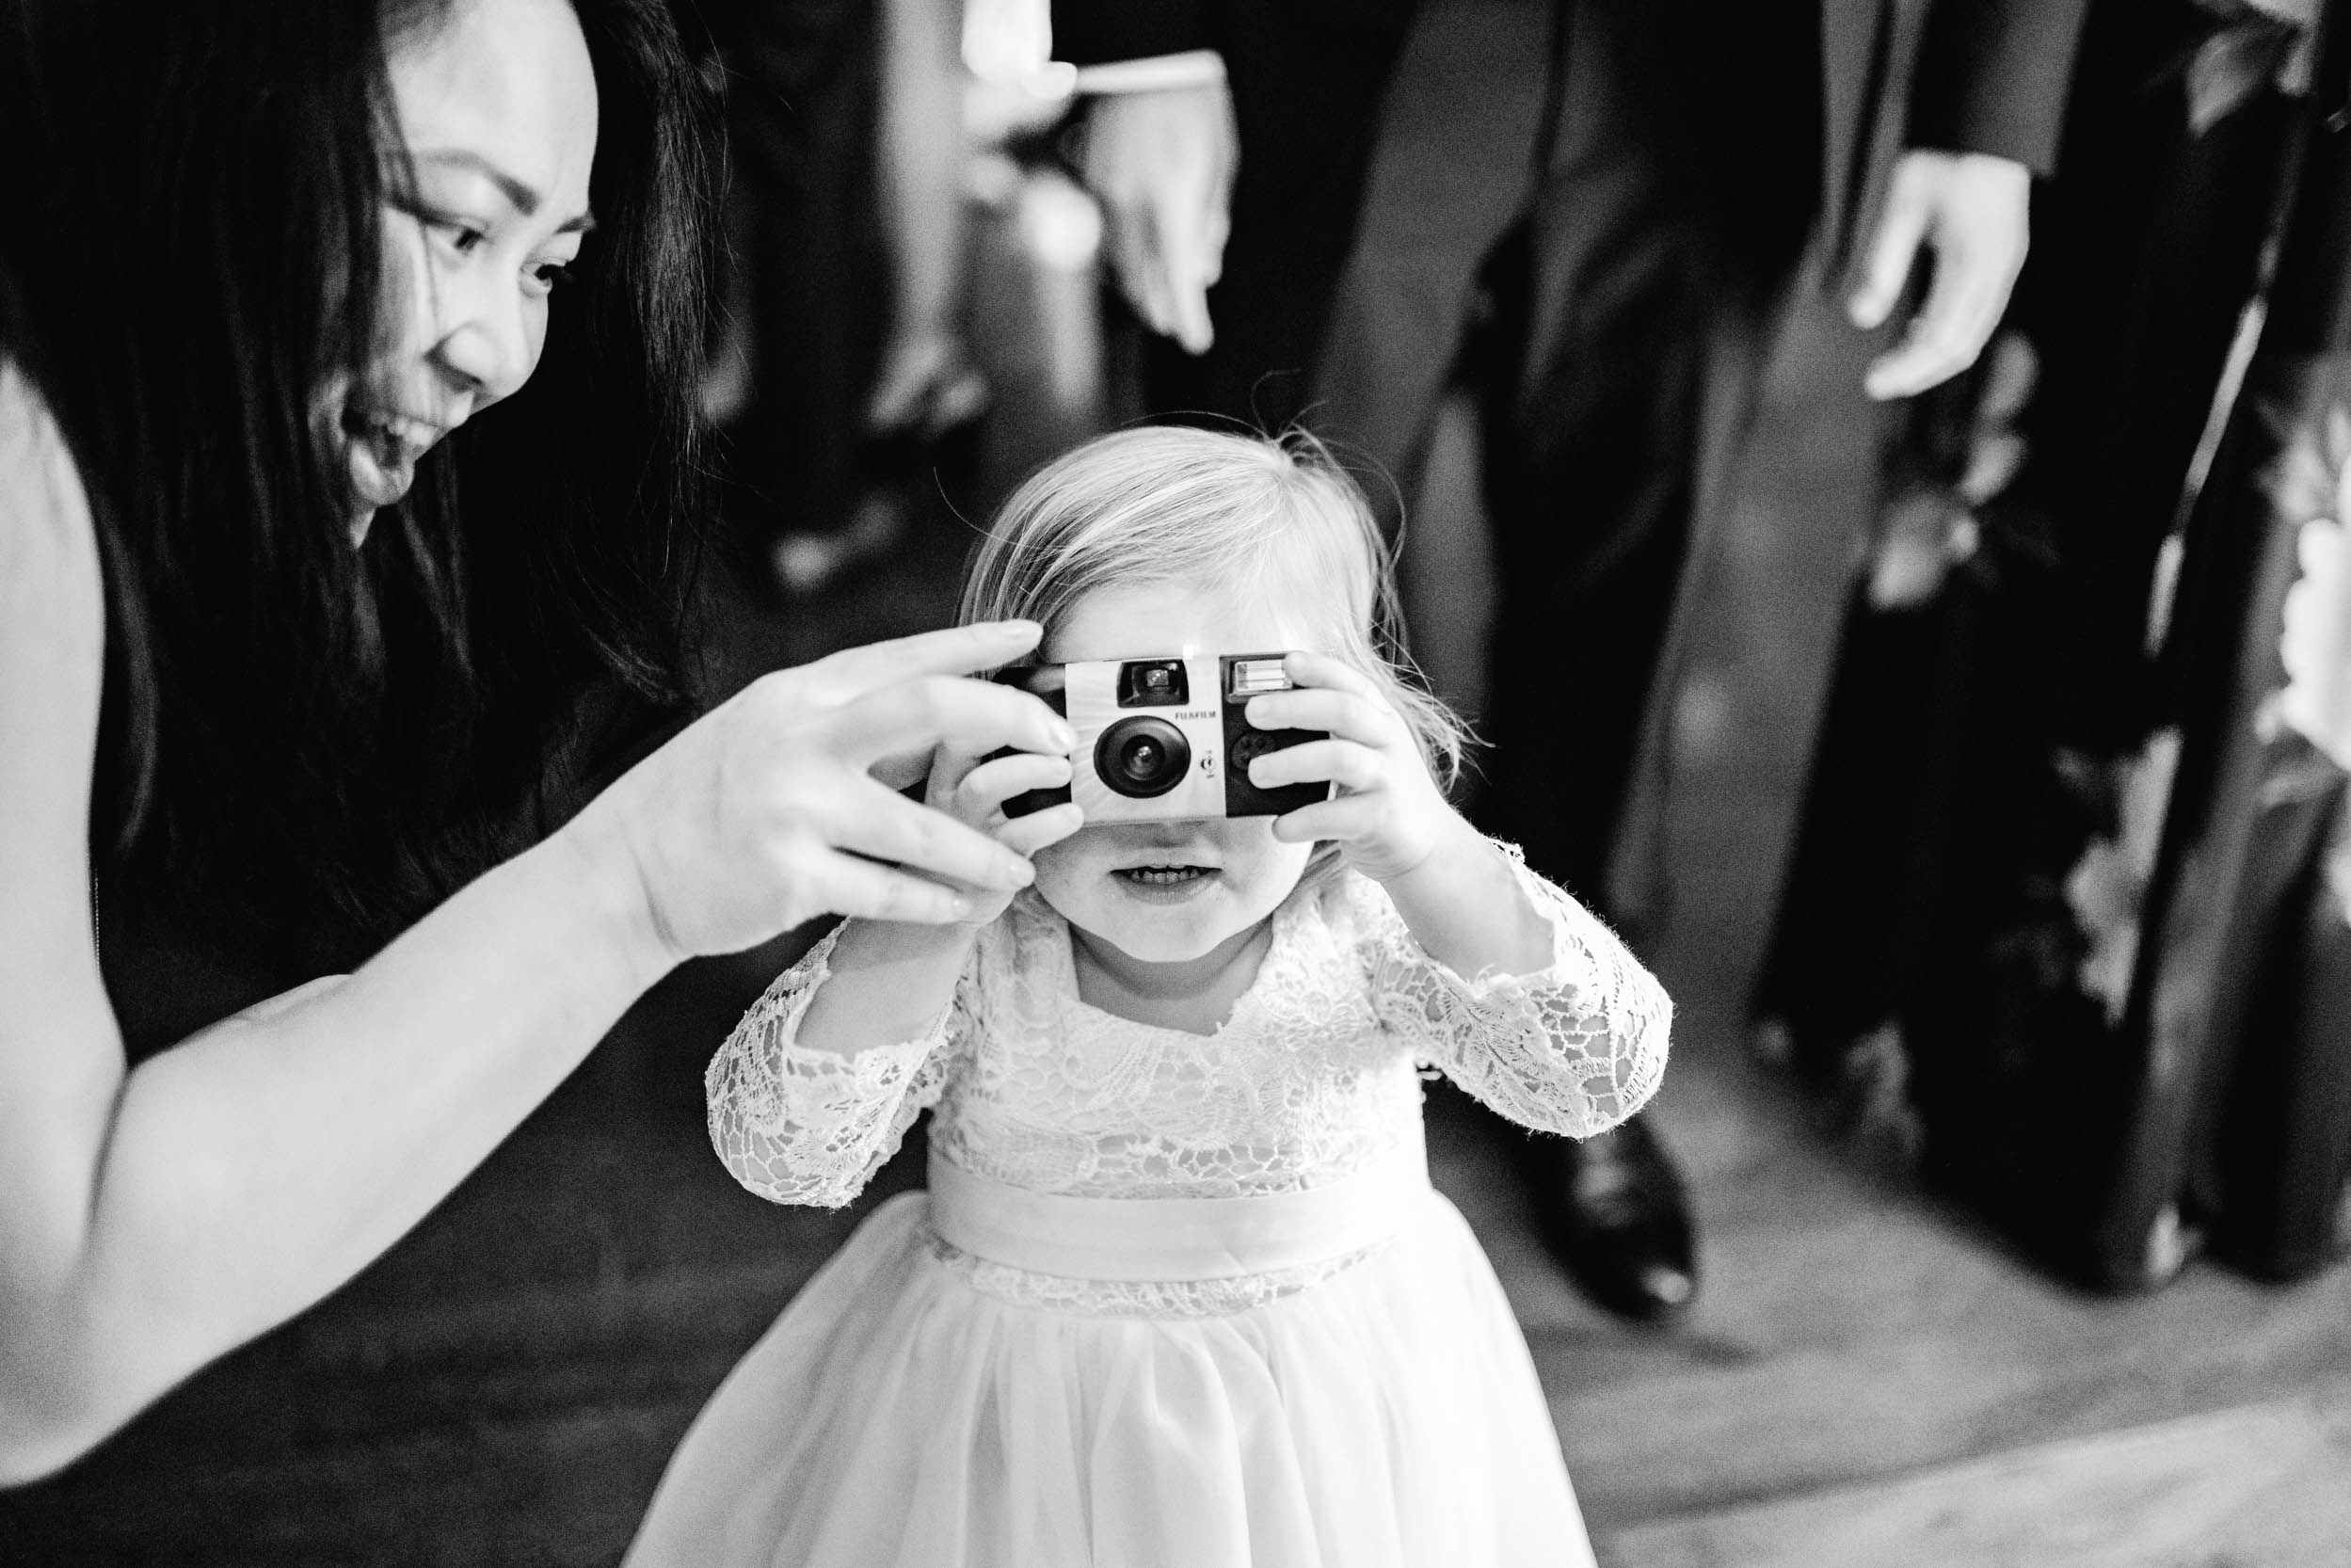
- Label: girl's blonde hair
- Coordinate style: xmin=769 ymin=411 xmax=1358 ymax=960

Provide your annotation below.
xmin=960 ymin=425 xmax=1469 ymax=796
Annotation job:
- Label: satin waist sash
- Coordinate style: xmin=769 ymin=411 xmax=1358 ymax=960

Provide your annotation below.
xmin=924 ymin=1139 xmax=1432 ymax=1283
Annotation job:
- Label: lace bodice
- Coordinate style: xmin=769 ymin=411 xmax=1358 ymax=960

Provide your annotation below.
xmin=707 ymin=844 xmax=1671 ymax=1219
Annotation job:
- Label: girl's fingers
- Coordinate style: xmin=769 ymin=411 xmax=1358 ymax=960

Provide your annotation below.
xmin=1249 ymin=656 xmax=1399 ymax=746
xmin=1248 ymin=738 xmax=1383 ymax=793
xmin=956 ymin=750 xmax=1075 ymax=815
xmin=997 ymin=802 xmax=1085 ymax=859
xmin=808 ymin=851 xmax=972 ymax=926
xmin=824 ymin=775 xmax=1034 ymax=892
xmin=925 ymin=744 xmax=983 ymax=806
xmin=1280 ymin=649 xmax=1380 ymax=696
xmin=1249 ymin=684 xmax=1399 ymax=750
xmin=1270 ymin=795 xmax=1372 ymax=845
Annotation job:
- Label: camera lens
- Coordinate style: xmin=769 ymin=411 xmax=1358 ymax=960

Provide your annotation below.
xmin=1094 ymin=716 xmax=1191 ymax=798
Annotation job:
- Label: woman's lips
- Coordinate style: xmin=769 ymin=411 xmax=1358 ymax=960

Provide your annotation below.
xmin=344 ymin=430 xmax=414 ymax=510
xmin=339 ymin=410 xmax=443 ymax=511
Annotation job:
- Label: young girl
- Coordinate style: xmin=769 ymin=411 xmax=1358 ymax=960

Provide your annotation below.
xmin=626 ymin=427 xmax=1673 ymax=1567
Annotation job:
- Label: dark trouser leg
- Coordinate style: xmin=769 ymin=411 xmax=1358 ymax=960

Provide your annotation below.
xmin=1473 ymin=247 xmax=1697 ymax=900
xmin=1472 ymin=0 xmax=1708 ymax=1321
xmin=1473 ymin=4 xmax=1704 ymax=908
xmin=704 ymin=0 xmax=886 ymax=544
xmin=1129 ymin=0 xmax=1418 ymax=431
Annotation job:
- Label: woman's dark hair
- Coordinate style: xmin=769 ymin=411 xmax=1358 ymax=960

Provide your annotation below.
xmin=0 ymin=0 xmax=716 ymax=947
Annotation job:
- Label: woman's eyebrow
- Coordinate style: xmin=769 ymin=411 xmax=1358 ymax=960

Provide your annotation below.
xmin=412 ymin=149 xmax=597 ymax=233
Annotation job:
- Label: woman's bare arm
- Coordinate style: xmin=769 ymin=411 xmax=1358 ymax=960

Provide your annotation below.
xmin=0 ymin=364 xmax=1070 ymax=1480
xmin=0 ymin=361 xmax=682 ymax=1479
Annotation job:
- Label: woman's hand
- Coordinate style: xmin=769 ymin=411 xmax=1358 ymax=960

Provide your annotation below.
xmin=566 ymin=621 xmax=1079 ymax=965
xmin=789 ymin=724 xmax=1080 ymax=1062
xmin=923 ymin=742 xmax=1085 ymax=929
xmin=1241 ymin=651 xmax=1456 ymax=883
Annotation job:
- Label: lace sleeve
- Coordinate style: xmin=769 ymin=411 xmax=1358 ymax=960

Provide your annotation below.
xmin=705 ymin=922 xmax=968 ymax=1208
xmin=1353 ymin=846 xmax=1671 ymax=1139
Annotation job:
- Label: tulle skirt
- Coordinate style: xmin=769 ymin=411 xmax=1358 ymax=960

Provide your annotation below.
xmin=624 ymin=1155 xmax=1592 ymax=1568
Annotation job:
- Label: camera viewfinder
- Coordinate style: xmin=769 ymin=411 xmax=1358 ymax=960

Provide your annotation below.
xmin=1117 ymin=660 xmax=1189 ymax=708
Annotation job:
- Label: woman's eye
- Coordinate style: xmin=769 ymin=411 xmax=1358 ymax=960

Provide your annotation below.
xmin=522 ymin=262 xmax=574 ymax=299
xmin=431 ymin=220 xmax=487 ymax=257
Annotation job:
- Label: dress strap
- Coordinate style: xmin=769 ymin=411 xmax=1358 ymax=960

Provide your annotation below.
xmin=925 ymin=1137 xmax=1431 ymax=1284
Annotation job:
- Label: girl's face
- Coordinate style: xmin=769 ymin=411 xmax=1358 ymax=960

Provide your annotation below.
xmin=319 ymin=0 xmax=600 ymax=540
xmin=1029 ymin=579 xmax=1320 ymax=967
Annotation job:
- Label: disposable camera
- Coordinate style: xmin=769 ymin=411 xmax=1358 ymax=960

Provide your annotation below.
xmin=995 ymin=654 xmax=1330 ymax=822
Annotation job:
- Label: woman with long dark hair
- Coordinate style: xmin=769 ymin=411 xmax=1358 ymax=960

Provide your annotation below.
xmin=0 ymin=0 xmax=1068 ymax=1480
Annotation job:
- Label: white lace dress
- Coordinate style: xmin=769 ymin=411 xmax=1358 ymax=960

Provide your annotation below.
xmin=626 ymin=849 xmax=1671 ymax=1568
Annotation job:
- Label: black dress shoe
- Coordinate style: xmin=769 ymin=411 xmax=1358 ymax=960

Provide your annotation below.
xmin=1522 ymin=1113 xmax=1698 ymax=1323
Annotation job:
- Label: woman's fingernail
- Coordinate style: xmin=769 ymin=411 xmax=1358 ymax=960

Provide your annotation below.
xmin=1006 ymin=856 xmax=1035 ymax=887
xmin=1050 ymin=720 xmax=1077 ymax=750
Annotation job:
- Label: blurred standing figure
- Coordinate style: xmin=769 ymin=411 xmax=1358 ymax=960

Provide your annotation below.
xmin=696 ymin=0 xmax=986 ymax=594
xmin=1755 ymin=0 xmax=2340 ymax=1291
xmin=693 ymin=0 xmax=886 ymax=585
xmin=1051 ymin=0 xmax=1420 ymax=430
xmin=1042 ymin=0 xmax=2087 ymax=1325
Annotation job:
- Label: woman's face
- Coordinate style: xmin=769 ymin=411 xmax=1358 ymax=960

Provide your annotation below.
xmin=1028 ymin=579 xmax=1320 ymax=968
xmin=322 ymin=0 xmax=600 ymax=540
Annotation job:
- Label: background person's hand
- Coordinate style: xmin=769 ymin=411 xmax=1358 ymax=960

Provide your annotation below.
xmin=1078 ymin=82 xmax=1237 ymax=355
xmin=1849 ymin=150 xmax=2032 ymax=401
xmin=568 ymin=621 xmax=1079 ymax=962
xmin=960 ymin=0 xmax=1077 ymax=99
xmin=2280 ymin=516 xmax=2351 ymax=771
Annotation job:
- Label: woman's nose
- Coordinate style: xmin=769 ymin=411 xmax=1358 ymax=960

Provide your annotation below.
xmin=433 ymin=281 xmax=534 ymax=404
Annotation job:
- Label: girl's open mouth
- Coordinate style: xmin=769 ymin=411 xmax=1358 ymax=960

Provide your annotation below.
xmin=1116 ymin=865 xmax=1212 ymax=887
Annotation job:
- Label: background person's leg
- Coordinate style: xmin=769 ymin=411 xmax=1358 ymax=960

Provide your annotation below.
xmin=1472 ymin=0 xmax=1715 ymax=1322
xmin=702 ymin=0 xmax=889 ymax=591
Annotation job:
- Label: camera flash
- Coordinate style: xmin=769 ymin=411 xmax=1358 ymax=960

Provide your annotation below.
xmin=1228 ymin=658 xmax=1291 ymax=696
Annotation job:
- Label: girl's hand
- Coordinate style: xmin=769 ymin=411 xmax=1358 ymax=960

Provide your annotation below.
xmin=1241 ymin=651 xmax=1455 ymax=882
xmin=564 ymin=621 xmax=1080 ymax=964
xmin=923 ymin=742 xmax=1085 ymax=928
